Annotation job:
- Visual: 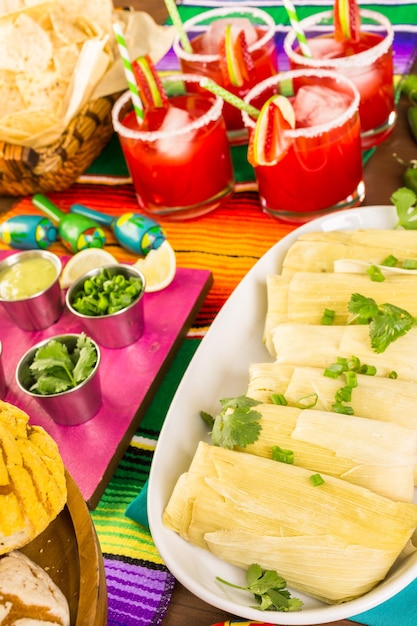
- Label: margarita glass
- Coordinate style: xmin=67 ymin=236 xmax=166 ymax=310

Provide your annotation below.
xmin=283 ymin=9 xmax=395 ymax=149
xmin=242 ymin=69 xmax=364 ymax=224
xmin=173 ymin=6 xmax=278 ymax=143
xmin=112 ymin=74 xmax=234 ymax=220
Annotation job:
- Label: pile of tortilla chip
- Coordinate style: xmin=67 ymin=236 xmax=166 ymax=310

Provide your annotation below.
xmin=0 ymin=0 xmax=174 ymax=149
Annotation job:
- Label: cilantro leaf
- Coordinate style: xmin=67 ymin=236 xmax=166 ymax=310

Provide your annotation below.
xmin=391 ymin=187 xmax=417 ymax=229
xmin=216 ymin=563 xmax=303 ymax=612
xmin=29 ymin=333 xmax=97 ymax=395
xmin=369 ymin=303 xmax=416 ymax=353
xmin=348 ymin=293 xmax=379 ymax=323
xmin=210 ymin=395 xmax=262 ymax=449
xmin=72 ymin=334 xmax=98 ymax=383
xmin=347 ymin=294 xmax=417 ymax=353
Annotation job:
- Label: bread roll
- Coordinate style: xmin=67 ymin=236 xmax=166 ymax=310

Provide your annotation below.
xmin=0 ymin=550 xmax=70 ymax=625
xmin=0 ymin=400 xmax=67 ymax=555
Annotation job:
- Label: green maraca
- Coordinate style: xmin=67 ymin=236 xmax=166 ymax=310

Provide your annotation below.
xmin=32 ymin=194 xmax=106 ymax=253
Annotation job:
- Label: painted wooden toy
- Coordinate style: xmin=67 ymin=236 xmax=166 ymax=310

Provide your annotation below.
xmin=70 ymin=204 xmax=166 ymax=255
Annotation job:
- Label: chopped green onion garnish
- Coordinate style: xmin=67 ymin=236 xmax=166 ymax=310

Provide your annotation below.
xmin=347 ymin=355 xmax=361 ymax=371
xmin=332 ymin=403 xmax=354 ymax=415
xmin=359 ymin=364 xmax=377 ymax=376
xmin=309 ymin=473 xmax=324 ymax=486
xmin=345 ymin=370 xmax=358 ymax=388
xmin=323 ymin=362 xmax=345 ymax=379
xmin=367 ymin=265 xmax=385 ymax=282
xmin=321 ymin=308 xmax=336 ymax=325
xmin=335 ymin=386 xmax=352 ymax=403
xmin=272 ymin=445 xmax=294 ymax=464
xmin=294 ymin=393 xmax=318 ymax=409
xmin=271 ymin=393 xmax=288 ymax=406
xmin=402 ymin=258 xmax=417 ymax=269
xmin=381 ymin=254 xmax=398 ymax=267
xmin=388 ymin=370 xmax=398 ymax=379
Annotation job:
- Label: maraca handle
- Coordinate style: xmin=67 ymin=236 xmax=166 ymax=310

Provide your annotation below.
xmin=32 ymin=194 xmax=63 ymax=222
xmin=71 ymin=204 xmax=114 ymax=227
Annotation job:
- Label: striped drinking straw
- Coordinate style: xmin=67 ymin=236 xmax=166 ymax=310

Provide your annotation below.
xmin=164 ymin=0 xmax=193 ymax=53
xmin=283 ymin=0 xmax=312 ymax=58
xmin=112 ymin=22 xmax=144 ymax=123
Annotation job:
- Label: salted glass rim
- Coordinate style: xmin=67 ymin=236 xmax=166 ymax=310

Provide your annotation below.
xmin=283 ymin=8 xmax=393 ymax=69
xmin=242 ymin=68 xmax=361 ymax=139
xmin=173 ymin=5 xmax=276 ymax=62
xmin=112 ymin=74 xmax=224 ymax=141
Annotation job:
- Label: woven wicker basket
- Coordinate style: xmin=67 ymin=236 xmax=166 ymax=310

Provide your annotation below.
xmin=0 ymin=93 xmax=120 ymax=196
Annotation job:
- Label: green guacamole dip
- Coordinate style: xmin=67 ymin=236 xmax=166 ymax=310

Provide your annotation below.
xmin=0 ymin=257 xmax=58 ymax=300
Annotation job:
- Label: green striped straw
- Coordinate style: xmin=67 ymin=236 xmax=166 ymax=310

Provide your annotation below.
xmin=113 ymin=22 xmax=144 ymax=123
xmin=164 ymin=0 xmax=193 ymax=53
xmin=283 ymin=0 xmax=312 ymax=58
xmin=199 ymin=78 xmax=260 ymax=118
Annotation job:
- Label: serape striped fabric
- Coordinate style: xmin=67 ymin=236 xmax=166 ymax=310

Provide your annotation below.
xmin=3 ymin=3 xmax=417 ymax=625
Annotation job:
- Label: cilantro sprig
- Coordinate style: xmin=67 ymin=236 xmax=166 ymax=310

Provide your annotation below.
xmin=391 ymin=187 xmax=417 ymax=229
xmin=348 ymin=293 xmax=417 ymax=353
xmin=29 ymin=333 xmax=98 ymax=395
xmin=216 ymin=563 xmax=303 ymax=612
xmin=200 ymin=395 xmax=262 ymax=449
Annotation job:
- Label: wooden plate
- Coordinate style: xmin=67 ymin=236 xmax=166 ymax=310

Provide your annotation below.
xmin=21 ymin=470 xmax=108 ymax=625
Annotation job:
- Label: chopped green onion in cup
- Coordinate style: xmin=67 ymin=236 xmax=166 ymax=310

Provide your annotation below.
xmin=70 ymin=268 xmax=144 ymax=316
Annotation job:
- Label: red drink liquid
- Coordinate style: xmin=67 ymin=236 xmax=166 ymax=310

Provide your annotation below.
xmin=294 ymin=33 xmax=394 ymax=142
xmin=173 ymin=7 xmax=278 ymax=142
xmin=114 ymin=90 xmax=234 ymax=219
xmin=180 ymin=28 xmax=278 ymax=134
xmin=243 ymin=71 xmax=364 ymax=224
xmin=283 ymin=9 xmax=395 ymax=149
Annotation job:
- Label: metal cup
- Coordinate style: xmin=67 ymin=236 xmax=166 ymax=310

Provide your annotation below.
xmin=0 ymin=250 xmax=63 ymax=331
xmin=66 ymin=264 xmax=146 ymax=349
xmin=16 ymin=334 xmax=102 ymax=426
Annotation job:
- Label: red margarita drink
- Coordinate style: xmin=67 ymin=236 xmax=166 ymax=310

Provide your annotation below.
xmin=284 ymin=9 xmax=395 ymax=149
xmin=173 ymin=7 xmax=278 ymax=143
xmin=112 ymin=75 xmax=234 ymax=220
xmin=242 ymin=70 xmax=364 ymax=224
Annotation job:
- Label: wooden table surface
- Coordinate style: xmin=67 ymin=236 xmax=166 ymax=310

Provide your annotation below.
xmin=2 ymin=2 xmax=416 ymax=625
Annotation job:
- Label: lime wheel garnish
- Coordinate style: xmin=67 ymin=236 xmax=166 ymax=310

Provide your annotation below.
xmin=132 ymin=54 xmax=168 ymax=109
xmin=219 ymin=24 xmax=255 ymax=87
xmin=247 ymin=95 xmax=296 ymax=167
xmin=334 ymin=0 xmax=361 ymax=42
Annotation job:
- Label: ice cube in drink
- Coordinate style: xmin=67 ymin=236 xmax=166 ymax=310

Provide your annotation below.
xmin=292 ymin=85 xmax=352 ymax=127
xmin=305 ymin=38 xmax=346 ymax=60
xmin=154 ymin=105 xmax=196 ymax=158
xmin=201 ymin=17 xmax=258 ymax=54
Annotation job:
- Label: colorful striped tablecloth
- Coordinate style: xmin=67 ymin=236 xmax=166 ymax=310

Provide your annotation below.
xmin=2 ymin=2 xmax=417 ymax=624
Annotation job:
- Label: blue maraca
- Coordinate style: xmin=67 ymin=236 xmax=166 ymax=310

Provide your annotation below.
xmin=70 ymin=204 xmax=166 ymax=255
xmin=0 ymin=215 xmax=57 ymax=250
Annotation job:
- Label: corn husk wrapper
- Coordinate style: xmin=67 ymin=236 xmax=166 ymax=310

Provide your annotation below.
xmin=247 ymin=362 xmax=417 ymax=430
xmin=264 ymin=272 xmax=417 ymax=343
xmin=281 ymin=230 xmax=417 ymax=276
xmin=271 ymin=323 xmax=417 ymax=382
xmin=235 ymin=403 xmax=417 ymax=501
xmin=163 ymin=442 xmax=417 ymax=604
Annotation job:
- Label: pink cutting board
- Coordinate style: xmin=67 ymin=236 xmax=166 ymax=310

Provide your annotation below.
xmin=0 ymin=250 xmax=212 ymax=508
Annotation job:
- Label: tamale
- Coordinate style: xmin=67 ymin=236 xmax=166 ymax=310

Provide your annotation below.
xmin=247 ymin=362 xmax=417 ymax=430
xmin=281 ymin=230 xmax=417 ymax=275
xmin=163 ymin=442 xmax=417 ymax=604
xmin=266 ymin=271 xmax=417 ymax=327
xmin=271 ymin=323 xmax=417 ymax=381
xmin=236 ymin=403 xmax=417 ymax=501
